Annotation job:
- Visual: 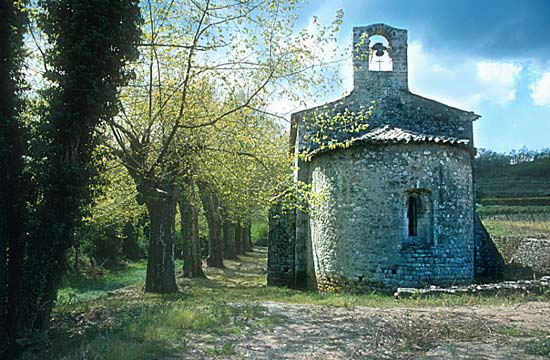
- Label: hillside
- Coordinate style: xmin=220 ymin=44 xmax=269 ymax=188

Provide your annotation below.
xmin=475 ymin=150 xmax=550 ymax=199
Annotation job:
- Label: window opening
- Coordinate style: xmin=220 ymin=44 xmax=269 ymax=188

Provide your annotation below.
xmin=408 ymin=195 xmax=418 ymax=236
xmin=368 ymin=35 xmax=393 ymax=71
xmin=403 ymin=189 xmax=433 ymax=247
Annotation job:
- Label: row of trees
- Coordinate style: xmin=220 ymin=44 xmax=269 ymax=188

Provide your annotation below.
xmin=108 ymin=0 xmax=342 ymax=292
xmin=1 ymin=0 xmax=345 ymax=355
xmin=475 ymin=147 xmax=550 ymax=178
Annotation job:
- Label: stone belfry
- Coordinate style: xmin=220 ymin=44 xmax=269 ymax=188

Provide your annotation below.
xmin=352 ymin=24 xmax=409 ymax=93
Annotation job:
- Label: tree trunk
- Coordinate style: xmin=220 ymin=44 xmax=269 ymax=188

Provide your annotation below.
xmin=144 ymin=195 xmax=178 ymax=293
xmin=122 ymin=221 xmax=138 ymax=260
xmin=74 ymin=242 xmax=79 ymax=271
xmin=197 ymin=185 xmax=224 ymax=268
xmin=223 ymin=222 xmax=238 ymax=260
xmin=234 ymin=225 xmax=243 ymax=255
xmin=243 ymin=222 xmax=252 ymax=252
xmin=179 ymin=180 xmax=205 ymax=278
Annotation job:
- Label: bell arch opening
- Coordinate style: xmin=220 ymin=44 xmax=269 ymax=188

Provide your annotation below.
xmin=368 ymin=35 xmax=393 ymax=72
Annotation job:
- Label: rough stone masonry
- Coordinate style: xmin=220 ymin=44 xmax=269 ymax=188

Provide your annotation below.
xmin=268 ymin=23 xmax=504 ymax=292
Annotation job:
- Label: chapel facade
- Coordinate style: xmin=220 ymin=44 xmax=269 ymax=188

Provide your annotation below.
xmin=268 ymin=24 xmax=503 ymax=291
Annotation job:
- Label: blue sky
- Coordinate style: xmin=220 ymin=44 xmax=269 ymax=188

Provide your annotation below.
xmin=290 ymin=0 xmax=550 ymax=153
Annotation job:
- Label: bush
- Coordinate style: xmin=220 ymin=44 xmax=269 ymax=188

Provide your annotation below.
xmin=251 ymin=221 xmax=268 ymax=246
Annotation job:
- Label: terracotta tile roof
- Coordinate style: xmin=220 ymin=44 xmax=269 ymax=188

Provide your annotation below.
xmin=308 ymin=125 xmax=470 ymax=158
xmin=355 ymin=125 xmax=470 ymax=145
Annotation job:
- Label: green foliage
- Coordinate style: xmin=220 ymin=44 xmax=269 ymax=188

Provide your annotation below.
xmin=475 ymin=147 xmax=550 ymax=198
xmin=76 ymin=160 xmax=149 ymax=265
xmin=0 ymin=0 xmax=30 ymax=355
xmin=251 ymin=220 xmax=268 ymax=246
xmin=302 ymin=99 xmax=374 ymax=158
xmin=106 ymin=0 xmax=348 ymax=290
xmin=0 ymin=0 xmax=142 ymax=354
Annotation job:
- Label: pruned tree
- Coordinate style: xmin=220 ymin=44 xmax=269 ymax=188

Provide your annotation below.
xmin=109 ymin=0 xmax=343 ymax=290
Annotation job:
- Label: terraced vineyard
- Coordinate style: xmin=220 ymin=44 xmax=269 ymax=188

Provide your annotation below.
xmin=475 ymin=150 xmax=550 ymax=277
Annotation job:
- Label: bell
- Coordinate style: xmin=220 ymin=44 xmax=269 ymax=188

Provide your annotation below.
xmin=372 ymin=42 xmax=387 ymax=57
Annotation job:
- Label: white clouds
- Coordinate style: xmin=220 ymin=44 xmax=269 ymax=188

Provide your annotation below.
xmin=529 ymin=72 xmax=550 ymax=107
xmin=476 ymin=61 xmax=522 ymax=106
xmin=408 ymin=41 xmax=523 ymax=109
xmin=476 ymin=61 xmax=522 ymax=82
xmin=408 ymin=41 xmax=482 ymax=109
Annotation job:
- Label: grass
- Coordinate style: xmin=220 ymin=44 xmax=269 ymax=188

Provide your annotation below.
xmin=477 ymin=205 xmax=550 ymax=219
xmin=477 ymin=194 xmax=550 ymax=273
xmin=20 ymin=247 xmax=550 ymax=360
xmin=482 ymin=219 xmax=550 ymax=239
xmin=206 ymin=341 xmax=236 ymax=357
xmin=56 ymin=261 xmax=148 ymax=305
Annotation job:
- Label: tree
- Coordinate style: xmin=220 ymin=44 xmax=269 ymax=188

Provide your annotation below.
xmin=75 ymin=158 xmax=148 ymax=268
xmin=0 ymin=0 xmax=141 ymax=354
xmin=180 ymin=172 xmax=205 ymax=278
xmin=0 ymin=0 xmax=28 ymax=354
xmin=110 ymin=0 xmax=343 ymax=290
xmin=197 ymin=182 xmax=224 ymax=267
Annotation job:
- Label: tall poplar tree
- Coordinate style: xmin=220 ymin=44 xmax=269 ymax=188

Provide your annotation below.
xmin=0 ymin=0 xmax=28 ymax=353
xmin=1 ymin=0 xmax=141 ymax=355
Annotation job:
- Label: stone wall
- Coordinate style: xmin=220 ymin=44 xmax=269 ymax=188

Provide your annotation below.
xmin=395 ymin=276 xmax=550 ymax=299
xmin=513 ymin=238 xmax=550 ymax=275
xmin=267 ymin=204 xmax=296 ymax=287
xmin=308 ymin=142 xmax=475 ymax=290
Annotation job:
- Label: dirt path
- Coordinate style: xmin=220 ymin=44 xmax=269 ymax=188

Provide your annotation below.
xmin=178 ymin=300 xmax=550 ymax=359
xmin=164 ymin=248 xmax=550 ymax=359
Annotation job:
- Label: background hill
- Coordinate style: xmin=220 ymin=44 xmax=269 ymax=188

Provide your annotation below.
xmin=474 ymin=147 xmax=550 ymax=278
xmin=475 ymin=147 xmax=550 ymax=200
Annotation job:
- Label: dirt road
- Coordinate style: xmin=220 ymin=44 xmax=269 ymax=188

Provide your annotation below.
xmin=178 ymin=300 xmax=550 ymax=359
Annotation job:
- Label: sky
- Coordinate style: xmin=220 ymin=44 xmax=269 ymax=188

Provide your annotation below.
xmin=285 ymin=0 xmax=550 ymax=153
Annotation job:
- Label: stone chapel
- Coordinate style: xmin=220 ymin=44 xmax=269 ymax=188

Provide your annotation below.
xmin=267 ymin=23 xmax=503 ymax=292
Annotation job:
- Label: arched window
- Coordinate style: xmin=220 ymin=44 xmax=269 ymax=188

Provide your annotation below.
xmin=404 ymin=189 xmax=433 ymax=247
xmin=368 ymin=35 xmax=393 ymax=72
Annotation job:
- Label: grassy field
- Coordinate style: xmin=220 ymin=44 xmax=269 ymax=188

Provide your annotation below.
xmin=483 ymin=219 xmax=550 ymax=240
xmin=20 ymin=247 xmax=550 ymax=360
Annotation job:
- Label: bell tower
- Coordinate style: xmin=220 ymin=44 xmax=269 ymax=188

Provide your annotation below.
xmin=353 ymin=23 xmax=408 ymax=92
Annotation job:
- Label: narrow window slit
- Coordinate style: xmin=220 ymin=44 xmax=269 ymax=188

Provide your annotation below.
xmin=408 ymin=195 xmax=418 ymax=236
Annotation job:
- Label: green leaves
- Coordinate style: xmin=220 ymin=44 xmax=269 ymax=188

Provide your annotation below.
xmin=301 ymin=99 xmax=374 ymax=162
